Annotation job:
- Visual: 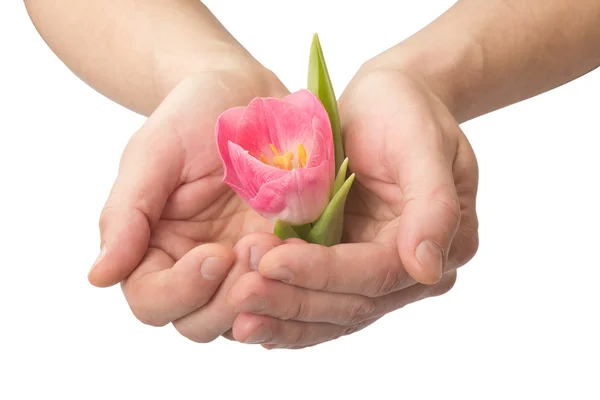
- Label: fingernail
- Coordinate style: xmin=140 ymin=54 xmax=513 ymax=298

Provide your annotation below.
xmin=244 ymin=324 xmax=272 ymax=344
xmin=263 ymin=267 xmax=294 ymax=282
xmin=201 ymin=257 xmax=230 ymax=281
xmin=89 ymin=246 xmax=106 ymax=275
xmin=235 ymin=294 xmax=267 ymax=313
xmin=415 ymin=240 xmax=443 ymax=282
xmin=249 ymin=245 xmax=275 ymax=271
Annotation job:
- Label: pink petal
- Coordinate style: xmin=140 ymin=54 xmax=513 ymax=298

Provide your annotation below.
xmin=216 ymin=106 xmax=246 ymax=189
xmin=285 ymin=89 xmax=332 ymax=151
xmin=226 ymin=141 xmax=287 ymax=202
xmin=236 ymin=97 xmax=315 ymax=156
xmin=234 ymin=99 xmax=277 ymax=158
xmin=250 ymin=161 xmax=332 ymax=225
xmin=307 ymin=117 xmax=335 ymax=169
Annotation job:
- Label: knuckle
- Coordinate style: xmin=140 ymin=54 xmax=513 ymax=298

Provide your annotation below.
xmin=123 ymin=277 xmax=170 ymax=327
xmin=430 ymin=272 xmax=458 ymax=297
xmin=338 ymin=298 xmax=377 ymax=326
xmin=462 ymin=231 xmax=479 ymax=263
xmin=129 ymin=305 xmax=168 ymax=327
xmin=315 ymin=246 xmax=335 ymax=292
xmin=172 ymin=319 xmax=219 ymax=344
xmin=281 ymin=303 xmax=300 ymax=321
xmin=432 ymin=187 xmax=462 ymax=225
xmin=281 ymin=294 xmax=310 ymax=321
xmin=453 ymin=223 xmax=480 ymax=268
xmin=342 ymin=322 xmax=368 ymax=338
xmin=369 ymin=263 xmax=408 ymax=297
xmin=292 ymin=325 xmax=308 ymax=345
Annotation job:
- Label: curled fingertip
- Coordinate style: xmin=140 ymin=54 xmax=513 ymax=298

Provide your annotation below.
xmin=232 ymin=313 xmax=266 ymax=343
xmin=234 ymin=232 xmax=283 ymax=271
xmin=257 ymin=242 xmax=314 ymax=277
xmin=200 ymin=256 xmax=233 ymax=281
xmin=87 ymin=246 xmax=107 ymax=285
xmin=413 ymin=240 xmax=444 ymax=284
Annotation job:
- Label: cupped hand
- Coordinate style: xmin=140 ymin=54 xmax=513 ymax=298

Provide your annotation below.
xmin=88 ymin=67 xmax=289 ymax=342
xmin=227 ymin=66 xmax=479 ymax=349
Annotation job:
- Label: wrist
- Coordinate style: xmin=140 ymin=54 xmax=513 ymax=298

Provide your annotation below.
xmin=363 ymin=31 xmax=484 ymax=123
xmin=152 ymin=43 xmax=278 ymax=106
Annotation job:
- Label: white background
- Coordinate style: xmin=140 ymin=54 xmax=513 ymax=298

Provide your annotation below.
xmin=1 ymin=1 xmax=599 ymax=399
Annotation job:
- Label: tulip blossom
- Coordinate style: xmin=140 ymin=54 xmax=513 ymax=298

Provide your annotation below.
xmin=216 ymin=90 xmax=335 ymax=226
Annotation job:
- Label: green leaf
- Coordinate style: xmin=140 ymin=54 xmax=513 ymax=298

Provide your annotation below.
xmin=332 ymin=157 xmax=349 ymax=196
xmin=308 ymin=33 xmax=344 ymax=174
xmin=306 ymin=173 xmax=355 ymax=247
xmin=273 ymin=220 xmax=301 ymax=241
xmin=292 ymin=223 xmax=312 ymax=240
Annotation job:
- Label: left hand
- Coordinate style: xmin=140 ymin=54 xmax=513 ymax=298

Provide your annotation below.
xmin=226 ymin=64 xmax=480 ymax=349
xmin=89 ymin=66 xmax=292 ymax=343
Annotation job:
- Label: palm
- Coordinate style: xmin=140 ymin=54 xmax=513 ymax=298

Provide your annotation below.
xmin=146 ymin=73 xmax=279 ymax=260
xmin=339 ymin=70 xmax=478 ymax=269
xmin=339 ymin=73 xmax=417 ymax=246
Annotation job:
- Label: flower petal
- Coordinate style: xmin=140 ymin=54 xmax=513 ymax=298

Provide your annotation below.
xmin=307 ymin=117 xmax=334 ymax=166
xmin=237 ymin=97 xmax=315 ymax=156
xmin=285 ymin=89 xmax=332 ymax=149
xmin=306 ymin=117 xmax=335 ymax=186
xmin=234 ymin=99 xmax=277 ymax=158
xmin=226 ymin=141 xmax=287 ymax=202
xmin=250 ymin=161 xmax=332 ymax=225
xmin=216 ymin=106 xmax=246 ymax=189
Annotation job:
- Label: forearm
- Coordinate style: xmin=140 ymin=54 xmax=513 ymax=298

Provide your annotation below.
xmin=374 ymin=0 xmax=600 ymax=123
xmin=26 ymin=0 xmax=263 ymax=115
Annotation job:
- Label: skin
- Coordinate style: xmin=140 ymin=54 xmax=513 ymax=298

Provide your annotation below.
xmin=26 ymin=0 xmax=600 ymax=348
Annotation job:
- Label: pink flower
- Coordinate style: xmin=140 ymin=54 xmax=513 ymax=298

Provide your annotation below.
xmin=216 ymin=90 xmax=335 ymax=225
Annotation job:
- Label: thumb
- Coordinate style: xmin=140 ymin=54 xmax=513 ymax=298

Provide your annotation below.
xmin=389 ymin=120 xmax=461 ymax=285
xmin=88 ymin=121 xmax=183 ymax=287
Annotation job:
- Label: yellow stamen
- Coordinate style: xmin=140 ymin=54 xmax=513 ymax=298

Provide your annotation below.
xmin=283 ymin=152 xmax=294 ymax=169
xmin=260 ymin=144 xmax=308 ymax=170
xmin=297 ymin=144 xmax=307 ymax=168
xmin=272 ymin=155 xmax=292 ymax=170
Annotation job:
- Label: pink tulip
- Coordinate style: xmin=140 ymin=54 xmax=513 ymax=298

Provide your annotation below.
xmin=216 ymin=90 xmax=335 ymax=225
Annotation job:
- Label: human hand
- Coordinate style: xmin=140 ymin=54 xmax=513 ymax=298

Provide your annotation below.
xmin=227 ymin=64 xmax=479 ymax=349
xmin=88 ymin=65 xmax=290 ymax=342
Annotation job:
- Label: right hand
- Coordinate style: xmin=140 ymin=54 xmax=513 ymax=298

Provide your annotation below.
xmin=226 ymin=64 xmax=480 ymax=349
xmin=88 ymin=66 xmax=290 ymax=342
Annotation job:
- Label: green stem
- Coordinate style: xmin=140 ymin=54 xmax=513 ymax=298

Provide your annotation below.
xmin=308 ymin=33 xmax=344 ymax=173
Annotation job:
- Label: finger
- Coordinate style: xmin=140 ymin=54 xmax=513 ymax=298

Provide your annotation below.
xmin=230 ymin=270 xmax=457 ymax=326
xmin=385 ymin=112 xmax=462 ymax=285
xmin=172 ymin=233 xmax=282 ymax=343
xmin=229 ymin=272 xmax=377 ymax=326
xmin=446 ymin=135 xmax=479 ymax=270
xmin=89 ymin=117 xmax=184 ymax=287
xmin=121 ymin=243 xmax=234 ymax=327
xmin=231 ymin=313 xmax=365 ymax=346
xmin=259 ymin=241 xmax=413 ymax=297
xmin=234 ymin=272 xmax=457 ymax=347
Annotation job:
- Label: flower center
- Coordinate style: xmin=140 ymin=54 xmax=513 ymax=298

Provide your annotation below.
xmin=260 ymin=143 xmax=308 ymax=170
